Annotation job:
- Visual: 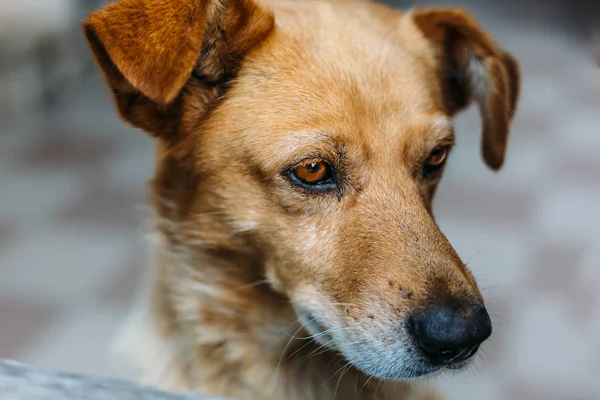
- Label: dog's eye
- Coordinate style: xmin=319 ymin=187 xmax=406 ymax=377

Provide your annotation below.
xmin=422 ymin=146 xmax=450 ymax=179
xmin=288 ymin=159 xmax=334 ymax=188
xmin=425 ymin=147 xmax=448 ymax=168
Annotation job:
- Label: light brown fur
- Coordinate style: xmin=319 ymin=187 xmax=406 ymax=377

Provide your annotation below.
xmin=83 ymin=0 xmax=519 ymax=399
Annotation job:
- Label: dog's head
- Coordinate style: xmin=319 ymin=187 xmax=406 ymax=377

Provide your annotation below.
xmin=84 ymin=0 xmax=519 ymax=379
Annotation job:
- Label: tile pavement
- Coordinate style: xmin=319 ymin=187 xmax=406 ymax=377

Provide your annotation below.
xmin=0 ymin=3 xmax=599 ymax=399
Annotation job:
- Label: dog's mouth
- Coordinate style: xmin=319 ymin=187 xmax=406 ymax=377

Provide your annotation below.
xmin=293 ymin=307 xmax=478 ymax=380
xmin=441 ymin=345 xmax=480 ymax=369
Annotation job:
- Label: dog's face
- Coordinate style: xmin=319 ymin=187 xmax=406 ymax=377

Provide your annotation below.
xmin=84 ymin=0 xmax=519 ymax=380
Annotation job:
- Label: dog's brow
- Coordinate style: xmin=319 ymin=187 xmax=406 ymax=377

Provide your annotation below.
xmin=431 ymin=116 xmax=454 ymax=142
xmin=261 ymin=131 xmax=336 ymax=169
xmin=288 ymin=131 xmax=332 ymax=143
xmin=432 ymin=116 xmax=451 ymax=132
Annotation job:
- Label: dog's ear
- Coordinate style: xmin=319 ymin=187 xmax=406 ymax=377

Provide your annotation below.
xmin=82 ymin=0 xmax=274 ymax=137
xmin=411 ymin=8 xmax=520 ymax=170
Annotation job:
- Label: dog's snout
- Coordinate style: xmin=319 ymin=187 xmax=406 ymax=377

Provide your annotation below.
xmin=409 ymin=303 xmax=492 ymax=366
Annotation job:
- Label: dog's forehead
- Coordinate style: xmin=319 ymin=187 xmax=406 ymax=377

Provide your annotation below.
xmin=203 ymin=1 xmax=450 ymax=165
xmin=222 ymin=2 xmax=444 ymax=132
xmin=268 ymin=2 xmax=437 ymax=91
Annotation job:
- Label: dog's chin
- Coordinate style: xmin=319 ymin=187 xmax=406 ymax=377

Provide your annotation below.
xmin=294 ymin=310 xmax=474 ymax=381
xmin=345 ymin=350 xmax=475 ymax=381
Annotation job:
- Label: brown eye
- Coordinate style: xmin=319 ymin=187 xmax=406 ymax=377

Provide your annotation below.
xmin=288 ymin=158 xmax=334 ymax=188
xmin=425 ymin=147 xmax=449 ymax=168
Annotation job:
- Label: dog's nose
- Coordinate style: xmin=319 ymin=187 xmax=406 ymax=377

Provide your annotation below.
xmin=408 ymin=303 xmax=492 ymax=366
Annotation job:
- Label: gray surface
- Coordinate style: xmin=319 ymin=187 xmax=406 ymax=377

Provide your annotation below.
xmin=0 ymin=360 xmax=223 ymax=400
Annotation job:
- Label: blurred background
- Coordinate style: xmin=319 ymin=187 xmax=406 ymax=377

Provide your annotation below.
xmin=0 ymin=0 xmax=599 ymax=399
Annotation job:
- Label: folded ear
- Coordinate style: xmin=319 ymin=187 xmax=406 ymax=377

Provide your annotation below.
xmin=411 ymin=8 xmax=520 ymax=170
xmin=83 ymin=0 xmax=274 ymax=137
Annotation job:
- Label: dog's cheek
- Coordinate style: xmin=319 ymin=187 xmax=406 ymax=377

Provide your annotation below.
xmin=268 ymin=216 xmax=343 ymax=294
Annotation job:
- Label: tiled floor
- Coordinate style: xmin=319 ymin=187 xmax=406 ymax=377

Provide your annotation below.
xmin=1 ymin=2 xmax=599 ymax=400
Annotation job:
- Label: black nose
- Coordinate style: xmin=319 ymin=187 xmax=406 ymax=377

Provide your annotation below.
xmin=408 ymin=303 xmax=492 ymax=366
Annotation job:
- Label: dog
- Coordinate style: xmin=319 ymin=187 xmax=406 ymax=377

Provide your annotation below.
xmin=83 ymin=0 xmax=519 ymax=398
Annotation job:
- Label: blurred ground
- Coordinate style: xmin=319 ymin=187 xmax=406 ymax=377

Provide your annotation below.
xmin=0 ymin=1 xmax=599 ymax=399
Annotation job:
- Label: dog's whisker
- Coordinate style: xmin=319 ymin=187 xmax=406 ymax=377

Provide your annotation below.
xmin=287 ymin=331 xmax=334 ymax=359
xmin=464 ymin=249 xmax=488 ymax=268
xmin=481 ymin=284 xmax=510 ymax=293
xmin=295 ymin=326 xmax=356 ymax=362
xmin=326 ymin=352 xmax=342 ymax=369
xmin=484 ymin=299 xmax=509 ymax=309
xmin=230 ymin=279 xmax=271 ymax=290
xmin=279 ymin=318 xmax=317 ymax=340
xmin=353 ymin=368 xmax=362 ymax=393
xmin=324 ymin=361 xmax=351 ymax=386
xmin=275 ymin=297 xmax=359 ymax=311
xmin=479 ymin=347 xmax=492 ymax=365
xmin=332 ymin=362 xmax=353 ymax=399
xmin=358 ymin=373 xmax=375 ymax=397
xmin=300 ymin=337 xmax=365 ymax=364
xmin=469 ymin=359 xmax=483 ymax=378
xmin=374 ymin=377 xmax=383 ymax=398
xmin=447 ymin=346 xmax=471 ymax=364
xmin=488 ymin=313 xmax=509 ymax=325
xmin=298 ymin=340 xmax=336 ymax=363
xmin=288 ymin=337 xmax=321 ymax=358
xmin=274 ymin=314 xmax=323 ymax=389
